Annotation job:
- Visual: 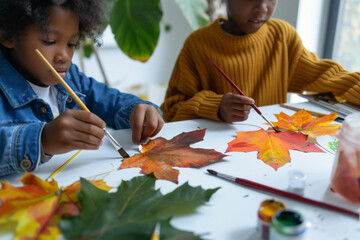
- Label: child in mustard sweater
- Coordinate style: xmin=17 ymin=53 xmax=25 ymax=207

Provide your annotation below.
xmin=161 ymin=0 xmax=360 ymax=123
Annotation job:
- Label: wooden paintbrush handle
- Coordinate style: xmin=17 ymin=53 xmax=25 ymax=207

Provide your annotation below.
xmin=205 ymin=53 xmax=262 ymax=115
xmin=279 ymin=104 xmax=326 ymax=117
xmin=35 ymin=49 xmax=90 ymax=112
xmin=235 ymin=177 xmax=359 ymax=219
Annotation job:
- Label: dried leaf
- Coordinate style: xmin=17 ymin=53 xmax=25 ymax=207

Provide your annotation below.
xmin=272 ymin=109 xmax=342 ymax=138
xmin=120 ymin=129 xmax=226 ymax=183
xmin=0 ymin=172 xmax=113 ymax=240
xmin=226 ymin=129 xmax=324 ymax=170
xmin=59 ymin=175 xmax=218 ymax=240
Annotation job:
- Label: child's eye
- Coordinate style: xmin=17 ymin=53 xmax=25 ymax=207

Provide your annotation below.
xmin=42 ymin=40 xmax=55 ymax=45
xmin=68 ymin=43 xmax=79 ymax=48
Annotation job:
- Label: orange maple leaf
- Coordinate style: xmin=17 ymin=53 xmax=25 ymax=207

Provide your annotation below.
xmin=119 ymin=129 xmax=226 ymax=183
xmin=0 ymin=172 xmax=113 ymax=240
xmin=226 ymin=129 xmax=324 ymax=170
xmin=271 ymin=110 xmax=342 ymax=138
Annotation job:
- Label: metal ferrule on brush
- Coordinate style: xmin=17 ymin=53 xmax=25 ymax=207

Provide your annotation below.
xmin=103 ymin=129 xmax=130 ymax=158
xmin=103 ymin=128 xmax=121 ymax=150
xmin=217 ymin=172 xmax=237 ymax=182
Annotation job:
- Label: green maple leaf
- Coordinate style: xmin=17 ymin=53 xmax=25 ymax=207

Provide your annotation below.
xmin=59 ymin=176 xmax=218 ymax=239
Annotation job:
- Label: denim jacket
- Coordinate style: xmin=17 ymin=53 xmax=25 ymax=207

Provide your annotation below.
xmin=0 ymin=54 xmax=162 ymax=176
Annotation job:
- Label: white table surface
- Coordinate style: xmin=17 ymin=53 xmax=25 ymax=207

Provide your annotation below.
xmin=1 ymin=102 xmax=359 ymax=240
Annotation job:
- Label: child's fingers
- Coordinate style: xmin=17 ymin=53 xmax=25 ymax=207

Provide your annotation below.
xmin=71 ymin=120 xmax=105 ymax=139
xmin=71 ymin=110 xmax=106 ymax=128
xmin=42 ymin=110 xmax=106 ymax=155
xmin=140 ymin=110 xmax=164 ymax=142
xmin=42 ymin=125 xmax=102 ymax=155
xmin=130 ymin=104 xmax=164 ymax=144
xmin=130 ymin=106 xmax=146 ymax=144
xmin=231 ymin=103 xmax=253 ymax=112
xmin=59 ymin=110 xmax=104 ymax=139
xmin=70 ymin=130 xmax=103 ymax=148
xmin=148 ymin=111 xmax=164 ymax=137
xmin=226 ymin=110 xmax=251 ymax=122
xmin=64 ymin=141 xmax=101 ymax=151
xmin=232 ymin=95 xmax=255 ymax=105
xmin=219 ymin=93 xmax=252 ymax=123
xmin=149 ymin=116 xmax=164 ymax=137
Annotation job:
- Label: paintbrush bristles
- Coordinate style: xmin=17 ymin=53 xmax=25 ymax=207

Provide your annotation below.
xmin=118 ymin=147 xmax=130 ymax=158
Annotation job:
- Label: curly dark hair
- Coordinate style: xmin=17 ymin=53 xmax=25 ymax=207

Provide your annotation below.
xmin=0 ymin=0 xmax=106 ymax=45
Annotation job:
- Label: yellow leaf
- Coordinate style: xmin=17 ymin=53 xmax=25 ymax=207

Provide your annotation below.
xmin=0 ymin=173 xmax=112 ymax=240
xmin=272 ymin=109 xmax=342 ymax=138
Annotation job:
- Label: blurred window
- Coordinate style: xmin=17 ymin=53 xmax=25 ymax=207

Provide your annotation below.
xmin=332 ymin=0 xmax=360 ymax=72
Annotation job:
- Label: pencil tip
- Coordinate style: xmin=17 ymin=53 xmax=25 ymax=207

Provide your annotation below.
xmin=207 ymin=169 xmax=217 ymax=175
xmin=118 ymin=148 xmax=130 ymax=158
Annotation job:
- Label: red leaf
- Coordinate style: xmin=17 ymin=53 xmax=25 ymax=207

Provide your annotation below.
xmin=120 ymin=129 xmax=226 ymax=183
xmin=226 ymin=129 xmax=324 ymax=170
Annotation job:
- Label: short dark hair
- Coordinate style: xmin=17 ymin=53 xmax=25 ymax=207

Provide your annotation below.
xmin=0 ymin=0 xmax=106 ymax=45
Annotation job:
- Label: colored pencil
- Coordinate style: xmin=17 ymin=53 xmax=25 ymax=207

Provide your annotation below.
xmin=205 ymin=54 xmax=280 ymax=132
xmin=35 ymin=49 xmax=129 ymax=159
xmin=207 ymin=169 xmax=359 ymax=219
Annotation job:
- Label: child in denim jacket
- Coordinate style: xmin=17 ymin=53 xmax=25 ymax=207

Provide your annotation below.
xmin=0 ymin=0 xmax=164 ymax=176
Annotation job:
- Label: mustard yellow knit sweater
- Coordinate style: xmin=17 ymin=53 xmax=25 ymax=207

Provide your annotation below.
xmin=161 ymin=18 xmax=360 ymax=122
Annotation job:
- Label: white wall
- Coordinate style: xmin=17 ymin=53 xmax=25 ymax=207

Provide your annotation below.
xmin=296 ymin=0 xmax=328 ymax=56
xmin=273 ymin=0 xmax=299 ymax=27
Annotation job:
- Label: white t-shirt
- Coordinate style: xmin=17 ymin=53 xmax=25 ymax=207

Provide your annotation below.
xmin=27 ymin=81 xmax=58 ymax=162
xmin=27 ymin=81 xmax=60 ymax=117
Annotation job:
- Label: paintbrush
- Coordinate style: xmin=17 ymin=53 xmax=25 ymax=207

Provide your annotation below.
xmin=207 ymin=169 xmax=359 ymax=219
xmin=150 ymin=223 xmax=160 ymax=240
xmin=35 ymin=49 xmax=129 ymax=158
xmin=205 ymin=54 xmax=280 ymax=132
xmin=279 ymin=104 xmax=344 ymax=122
xmin=46 ymin=150 xmax=82 ymax=180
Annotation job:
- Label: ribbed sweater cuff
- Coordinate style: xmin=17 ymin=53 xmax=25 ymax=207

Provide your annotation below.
xmin=197 ymin=95 xmax=223 ymax=121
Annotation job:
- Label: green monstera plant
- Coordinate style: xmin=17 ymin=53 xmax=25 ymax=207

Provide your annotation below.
xmin=98 ymin=0 xmax=210 ymax=62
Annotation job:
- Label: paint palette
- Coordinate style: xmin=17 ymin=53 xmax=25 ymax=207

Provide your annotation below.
xmin=316 ymin=135 xmax=338 ymax=154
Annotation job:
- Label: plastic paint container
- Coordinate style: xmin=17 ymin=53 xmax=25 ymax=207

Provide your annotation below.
xmin=257 ymin=199 xmax=286 ymax=240
xmin=270 ymin=209 xmax=306 ymax=240
xmin=331 ymin=112 xmax=360 ymax=204
xmin=288 ymin=170 xmax=306 ymax=196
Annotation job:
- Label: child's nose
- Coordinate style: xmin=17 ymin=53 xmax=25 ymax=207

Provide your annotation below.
xmin=255 ymin=2 xmax=269 ymax=14
xmin=55 ymin=48 xmax=71 ymax=63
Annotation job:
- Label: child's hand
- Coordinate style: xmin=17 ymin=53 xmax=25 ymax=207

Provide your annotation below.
xmin=219 ymin=93 xmax=254 ymax=123
xmin=129 ymin=104 xmax=164 ymax=144
xmin=41 ymin=110 xmax=105 ymax=155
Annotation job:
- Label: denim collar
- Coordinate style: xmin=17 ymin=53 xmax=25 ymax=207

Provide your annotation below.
xmin=0 ymin=54 xmax=71 ymax=109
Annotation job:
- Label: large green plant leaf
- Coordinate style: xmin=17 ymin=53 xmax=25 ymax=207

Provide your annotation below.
xmin=110 ymin=0 xmax=163 ymax=62
xmin=173 ymin=0 xmax=210 ymax=30
xmin=59 ymin=176 xmax=218 ymax=240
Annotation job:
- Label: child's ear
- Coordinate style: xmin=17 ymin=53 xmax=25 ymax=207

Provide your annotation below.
xmin=0 ymin=41 xmax=14 ymax=49
xmin=0 ymin=32 xmax=14 ymax=49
